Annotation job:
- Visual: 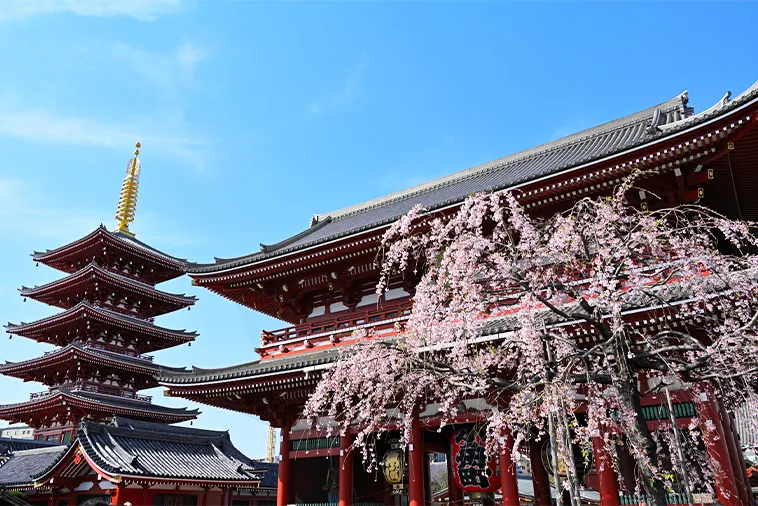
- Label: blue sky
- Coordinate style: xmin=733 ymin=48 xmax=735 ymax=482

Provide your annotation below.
xmin=0 ymin=0 xmax=757 ymax=458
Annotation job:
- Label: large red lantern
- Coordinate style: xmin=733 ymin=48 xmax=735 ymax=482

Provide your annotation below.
xmin=450 ymin=427 xmax=500 ymax=493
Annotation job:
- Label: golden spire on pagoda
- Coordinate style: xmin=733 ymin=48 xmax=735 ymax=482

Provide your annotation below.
xmin=114 ymin=142 xmax=142 ymax=237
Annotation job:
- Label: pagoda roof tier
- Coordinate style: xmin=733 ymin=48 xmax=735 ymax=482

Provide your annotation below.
xmin=188 ymin=80 xmax=758 ymax=279
xmin=32 ymin=225 xmax=188 ymax=284
xmin=20 ymin=262 xmax=197 ymax=318
xmin=6 ymin=300 xmax=197 ymax=352
xmin=0 ymin=389 xmax=199 ymax=427
xmin=0 ymin=343 xmax=189 ymax=388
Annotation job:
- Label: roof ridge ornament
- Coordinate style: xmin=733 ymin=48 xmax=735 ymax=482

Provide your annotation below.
xmin=114 ymin=143 xmax=142 ymax=238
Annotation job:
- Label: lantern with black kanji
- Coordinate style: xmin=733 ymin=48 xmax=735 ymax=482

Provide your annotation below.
xmin=450 ymin=426 xmax=500 ymax=493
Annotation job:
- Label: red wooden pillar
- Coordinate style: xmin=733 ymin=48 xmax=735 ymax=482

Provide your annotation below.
xmin=698 ymin=394 xmax=741 ymax=506
xmin=339 ymin=430 xmax=355 ymax=506
xmin=592 ymin=437 xmax=620 ymax=506
xmin=111 ymin=483 xmax=124 ymax=505
xmin=447 ymin=450 xmax=464 ymax=505
xmin=277 ymin=424 xmax=292 ymax=506
xmin=717 ymin=399 xmax=751 ymax=505
xmin=408 ymin=419 xmax=425 ymax=506
xmin=499 ymin=430 xmax=519 ymax=506
xmin=529 ymin=443 xmax=551 ymax=506
xmin=201 ymin=487 xmax=209 ymax=506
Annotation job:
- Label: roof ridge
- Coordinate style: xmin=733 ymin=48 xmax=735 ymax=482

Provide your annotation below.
xmin=314 ymin=91 xmax=688 ymax=223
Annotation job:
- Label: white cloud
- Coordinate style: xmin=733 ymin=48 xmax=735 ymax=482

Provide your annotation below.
xmin=0 ymin=178 xmax=105 ymax=241
xmin=111 ymin=39 xmax=209 ymax=94
xmin=0 ymin=177 xmax=198 ymax=246
xmin=0 ymin=0 xmax=183 ymax=22
xmin=309 ymin=56 xmax=368 ymax=115
xmin=0 ymin=103 xmax=208 ymax=171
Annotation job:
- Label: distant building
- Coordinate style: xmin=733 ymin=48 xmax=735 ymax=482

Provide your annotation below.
xmin=0 ymin=426 xmax=33 ymax=440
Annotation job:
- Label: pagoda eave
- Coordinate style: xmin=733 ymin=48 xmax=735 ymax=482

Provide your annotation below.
xmin=32 ymin=226 xmax=188 ymax=283
xmin=0 ymin=344 xmax=185 ymax=387
xmin=5 ymin=301 xmax=197 ymax=352
xmin=0 ymin=391 xmax=199 ymax=427
xmin=20 ymin=262 xmax=196 ymax=318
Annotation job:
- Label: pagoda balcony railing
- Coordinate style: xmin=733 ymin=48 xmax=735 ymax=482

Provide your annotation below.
xmin=261 ymin=303 xmax=412 ymax=346
xmin=87 ymin=344 xmax=155 ymax=362
xmin=40 ymin=344 xmax=154 ymax=362
xmin=29 ymin=383 xmax=152 ymax=403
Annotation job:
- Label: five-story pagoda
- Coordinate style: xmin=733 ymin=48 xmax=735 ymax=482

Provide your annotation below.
xmin=0 ymin=143 xmax=199 ymax=442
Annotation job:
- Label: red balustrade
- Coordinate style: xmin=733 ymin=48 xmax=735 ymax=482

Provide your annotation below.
xmin=261 ymin=304 xmax=412 ymax=345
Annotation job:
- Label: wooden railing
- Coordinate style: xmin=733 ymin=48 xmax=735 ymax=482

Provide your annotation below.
xmin=29 ymin=383 xmax=151 ymax=403
xmin=261 ymin=304 xmax=412 ymax=345
xmin=43 ymin=344 xmax=154 ymax=362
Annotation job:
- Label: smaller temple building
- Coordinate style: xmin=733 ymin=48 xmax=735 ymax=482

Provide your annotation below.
xmin=0 ymin=417 xmax=274 ymax=506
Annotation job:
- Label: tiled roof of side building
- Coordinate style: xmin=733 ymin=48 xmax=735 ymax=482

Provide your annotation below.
xmin=160 ymin=347 xmax=339 ymax=385
xmin=0 ymin=438 xmax=63 ymax=456
xmin=248 ymin=460 xmax=279 ymax=488
xmin=189 ymin=80 xmax=758 ymax=275
xmin=0 ymin=446 xmax=68 ymax=487
xmin=75 ymin=419 xmax=262 ymax=482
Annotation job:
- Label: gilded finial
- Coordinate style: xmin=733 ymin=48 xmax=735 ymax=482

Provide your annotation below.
xmin=114 ymin=142 xmax=142 ymax=237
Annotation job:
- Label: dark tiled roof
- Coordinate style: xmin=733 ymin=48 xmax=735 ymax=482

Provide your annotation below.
xmin=0 ymin=438 xmax=63 ymax=455
xmin=0 ymin=446 xmax=67 ymax=487
xmin=189 ymin=80 xmax=758 ymax=274
xmin=249 ymin=460 xmax=278 ymax=488
xmin=160 ymin=348 xmax=339 ymax=384
xmin=76 ymin=418 xmax=261 ymax=482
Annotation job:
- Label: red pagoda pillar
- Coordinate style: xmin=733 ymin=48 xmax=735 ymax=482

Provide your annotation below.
xmin=529 ymin=443 xmax=551 ymax=506
xmin=698 ymin=393 xmax=741 ymax=506
xmin=499 ymin=429 xmax=519 ymax=506
xmin=339 ymin=430 xmax=354 ymax=506
xmin=408 ymin=419 xmax=425 ymax=506
xmin=592 ymin=437 xmax=620 ymax=506
xmin=277 ymin=424 xmax=292 ymax=506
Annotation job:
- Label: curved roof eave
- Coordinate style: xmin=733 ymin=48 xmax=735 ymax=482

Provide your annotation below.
xmin=187 ymin=80 xmax=758 ymax=276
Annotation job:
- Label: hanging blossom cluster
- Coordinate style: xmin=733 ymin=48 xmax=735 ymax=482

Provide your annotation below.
xmin=304 ymin=179 xmax=758 ymax=504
